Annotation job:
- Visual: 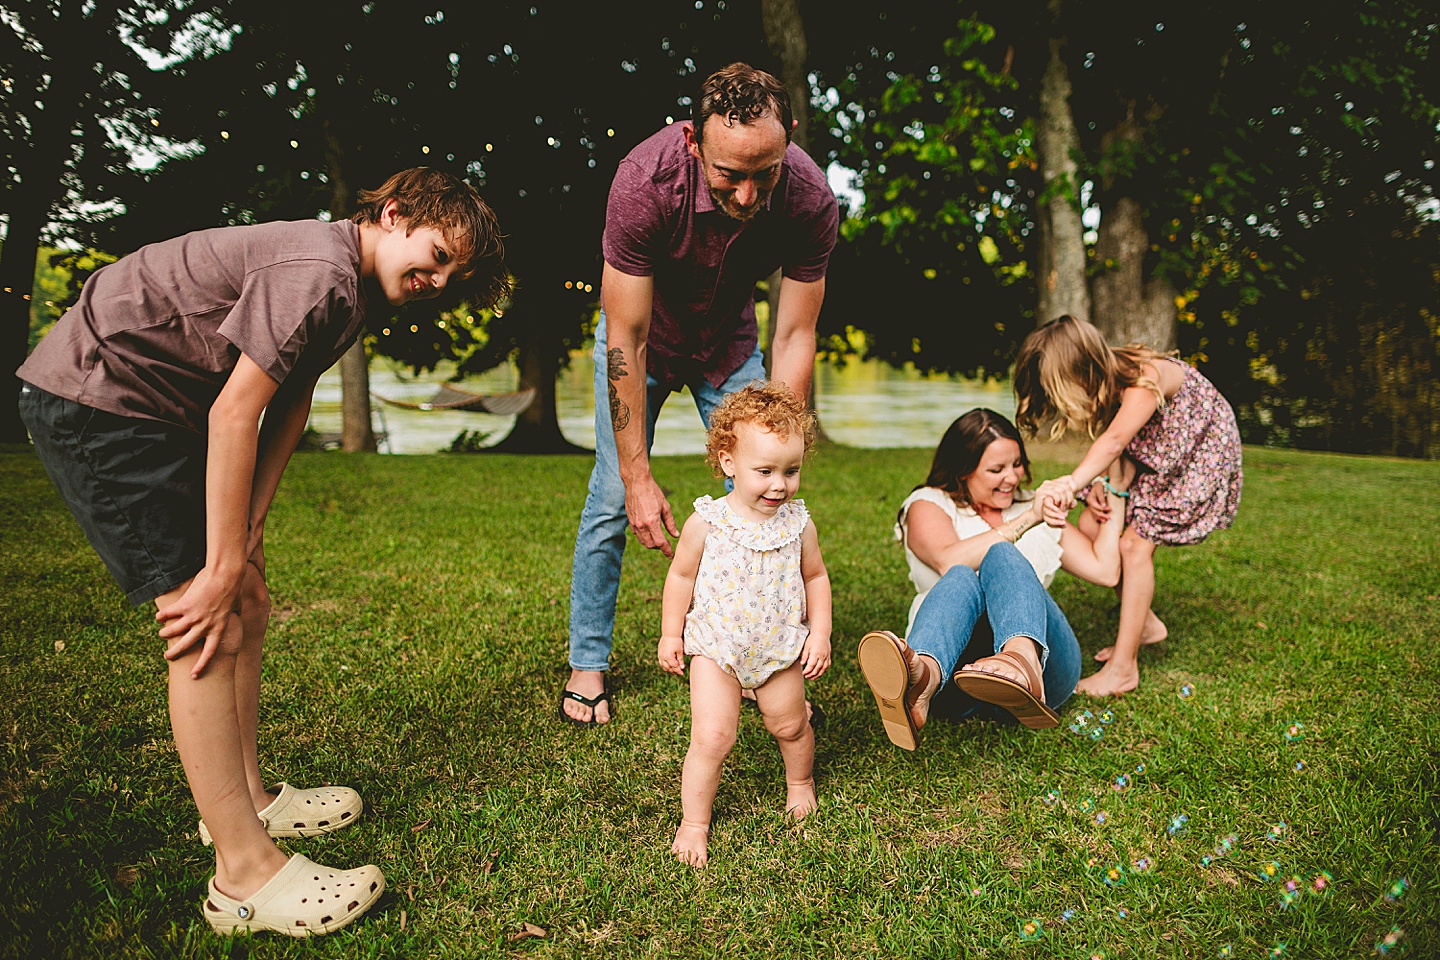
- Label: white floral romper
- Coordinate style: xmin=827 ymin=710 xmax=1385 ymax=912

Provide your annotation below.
xmin=683 ymin=495 xmax=811 ymax=689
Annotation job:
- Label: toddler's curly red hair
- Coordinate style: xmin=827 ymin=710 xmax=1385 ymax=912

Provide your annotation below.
xmin=704 ymin=382 xmax=816 ymax=476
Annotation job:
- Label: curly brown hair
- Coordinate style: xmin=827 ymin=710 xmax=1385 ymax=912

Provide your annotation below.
xmin=704 ymin=382 xmax=816 ymax=476
xmin=352 ymin=167 xmax=512 ymax=308
xmin=691 ymin=62 xmax=793 ymax=145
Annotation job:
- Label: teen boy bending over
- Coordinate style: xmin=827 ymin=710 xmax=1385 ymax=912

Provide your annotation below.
xmin=17 ymin=168 xmax=507 ymax=937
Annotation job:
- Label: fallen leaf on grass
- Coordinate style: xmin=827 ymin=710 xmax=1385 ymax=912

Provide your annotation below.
xmin=508 ymin=923 xmax=547 ymax=941
xmin=54 ymin=641 xmax=65 ymax=653
xmin=400 ymin=909 xmax=407 ymax=931
xmin=411 ymin=818 xmax=432 ymax=832
xmin=406 ymin=885 xmax=414 ymax=902
xmin=115 ymin=865 xmax=138 ymax=887
xmin=481 ymin=852 xmax=497 ymax=874
xmin=1256 ymin=621 xmax=1268 ymax=629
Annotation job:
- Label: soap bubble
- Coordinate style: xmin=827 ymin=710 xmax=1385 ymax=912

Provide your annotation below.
xmin=1059 ymin=908 xmax=1077 ymax=923
xmin=1257 ymin=861 xmax=1283 ymax=882
xmin=1115 ymin=906 xmax=1130 ymax=920
xmin=1375 ymin=926 xmax=1405 ymax=955
xmin=1266 ymin=821 xmax=1290 ymax=843
xmin=1213 ymin=834 xmax=1238 ymax=858
xmin=1133 ymin=761 xmax=1147 ymax=775
xmin=1112 ymin=774 xmax=1131 ymax=791
xmin=1099 ymin=710 xmax=1115 ymax=724
xmin=1309 ymin=871 xmax=1333 ymax=896
xmin=1088 ymin=952 xmax=1108 ymax=960
xmin=1018 ymin=918 xmax=1043 ymax=942
xmin=1218 ymin=946 xmax=1235 ymax=959
xmin=1103 ymin=864 xmax=1126 ymax=887
xmin=1090 ymin=726 xmax=1106 ymax=741
xmin=1178 ymin=682 xmax=1195 ymax=700
xmin=1093 ymin=811 xmax=1109 ymax=826
xmin=1043 ymin=787 xmax=1061 ymax=807
xmin=1293 ymin=760 xmax=1307 ymax=773
xmin=1132 ymin=857 xmax=1153 ymax=873
xmin=1269 ymin=945 xmax=1288 ymax=959
xmin=1279 ymin=888 xmax=1301 ymax=911
xmin=1166 ymin=814 xmax=1190 ymax=837
xmin=1200 ymin=855 xmax=1214 ymax=867
xmin=1283 ymin=721 xmax=1306 ymax=743
xmin=1079 ymin=797 xmax=1096 ymax=814
xmin=1383 ymin=878 xmax=1409 ymax=904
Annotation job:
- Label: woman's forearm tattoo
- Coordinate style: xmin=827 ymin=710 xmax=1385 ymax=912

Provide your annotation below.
xmin=607 ymin=347 xmax=631 ymax=432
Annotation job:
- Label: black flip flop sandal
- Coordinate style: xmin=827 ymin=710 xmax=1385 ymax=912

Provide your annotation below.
xmin=558 ymin=679 xmax=612 ymax=727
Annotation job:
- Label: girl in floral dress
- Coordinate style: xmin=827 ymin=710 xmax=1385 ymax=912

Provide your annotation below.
xmin=657 ymin=384 xmax=832 ymax=868
xmin=1013 ymin=315 xmax=1243 ymax=696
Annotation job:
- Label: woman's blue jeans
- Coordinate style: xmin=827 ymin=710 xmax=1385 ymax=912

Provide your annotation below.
xmin=907 ymin=542 xmax=1082 ymax=718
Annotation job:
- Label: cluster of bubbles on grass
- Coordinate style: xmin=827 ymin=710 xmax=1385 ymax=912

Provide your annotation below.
xmin=1017 ymin=680 xmax=1415 ymax=957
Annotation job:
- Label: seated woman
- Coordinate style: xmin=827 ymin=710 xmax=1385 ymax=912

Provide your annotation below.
xmin=858 ymin=408 xmax=1126 ymax=750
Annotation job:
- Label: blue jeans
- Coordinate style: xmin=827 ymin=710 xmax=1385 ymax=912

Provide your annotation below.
xmin=568 ymin=312 xmax=767 ymax=671
xmin=907 ymin=542 xmax=1082 ymax=718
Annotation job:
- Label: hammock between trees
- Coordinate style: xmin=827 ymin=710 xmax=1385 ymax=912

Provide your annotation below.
xmin=371 ymin=384 xmax=537 ymax=415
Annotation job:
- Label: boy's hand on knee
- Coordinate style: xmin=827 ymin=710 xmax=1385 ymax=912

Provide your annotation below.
xmin=157 ymin=568 xmax=244 ymax=677
xmin=800 ymin=635 xmax=831 ymax=679
xmin=658 ymin=636 xmax=686 ymax=676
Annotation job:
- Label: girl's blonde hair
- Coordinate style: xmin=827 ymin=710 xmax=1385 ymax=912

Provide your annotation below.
xmin=705 ymin=382 xmax=817 ymax=476
xmin=1013 ymin=314 xmax=1170 ymax=441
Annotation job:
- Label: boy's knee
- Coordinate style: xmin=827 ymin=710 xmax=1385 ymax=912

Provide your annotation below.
xmin=241 ymin=565 xmax=271 ymax=618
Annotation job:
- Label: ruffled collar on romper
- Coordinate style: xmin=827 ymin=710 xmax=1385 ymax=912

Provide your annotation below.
xmin=692 ymin=495 xmax=809 ymax=551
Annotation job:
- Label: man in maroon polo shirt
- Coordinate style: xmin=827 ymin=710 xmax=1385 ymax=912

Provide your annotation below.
xmin=561 ymin=62 xmax=839 ymax=726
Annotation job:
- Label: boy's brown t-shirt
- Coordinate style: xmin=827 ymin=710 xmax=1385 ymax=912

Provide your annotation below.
xmin=19 ymin=219 xmax=367 ymax=433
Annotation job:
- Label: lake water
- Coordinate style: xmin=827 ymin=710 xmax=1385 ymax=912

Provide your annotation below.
xmin=310 ymin=351 xmax=1015 ymax=455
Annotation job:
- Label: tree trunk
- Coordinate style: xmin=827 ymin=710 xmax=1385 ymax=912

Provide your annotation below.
xmin=0 ymin=197 xmax=48 ymax=444
xmin=325 ymin=121 xmax=377 ymax=452
xmin=1034 ymin=4 xmax=1090 ymax=327
xmin=762 ymin=0 xmax=829 ymax=436
xmin=489 ymin=310 xmax=587 ymax=454
xmin=1091 ymin=103 xmax=1177 ymax=350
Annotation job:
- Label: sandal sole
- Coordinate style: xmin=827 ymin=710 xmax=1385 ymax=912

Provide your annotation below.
xmin=857 ymin=631 xmax=918 ymax=751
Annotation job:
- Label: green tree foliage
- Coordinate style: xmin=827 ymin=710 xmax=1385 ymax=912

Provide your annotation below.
xmin=73 ymin=0 xmax=773 ymax=451
xmin=1 ymin=0 xmax=218 ymax=443
xmin=811 ymin=0 xmax=1440 ymax=455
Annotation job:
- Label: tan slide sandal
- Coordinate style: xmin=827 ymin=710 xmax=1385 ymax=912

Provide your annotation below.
xmin=954 ymin=650 xmax=1060 ymax=729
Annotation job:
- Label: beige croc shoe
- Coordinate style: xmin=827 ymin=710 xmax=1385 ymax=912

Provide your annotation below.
xmin=199 ymin=782 xmax=362 ymax=846
xmin=203 ymin=853 xmax=384 ymax=937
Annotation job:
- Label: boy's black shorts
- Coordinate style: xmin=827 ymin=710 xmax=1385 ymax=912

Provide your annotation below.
xmin=19 ymin=383 xmax=206 ymax=605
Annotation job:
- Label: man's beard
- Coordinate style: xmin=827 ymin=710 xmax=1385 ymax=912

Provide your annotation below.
xmin=711 ymin=187 xmax=766 ymax=222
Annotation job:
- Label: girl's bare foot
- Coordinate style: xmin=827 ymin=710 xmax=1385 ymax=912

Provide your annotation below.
xmin=785 ymin=779 xmax=817 ymax=819
xmin=1094 ymin=611 xmax=1168 ymax=663
xmin=1074 ymin=662 xmax=1140 ymax=697
xmin=672 ymin=819 xmax=710 ymax=868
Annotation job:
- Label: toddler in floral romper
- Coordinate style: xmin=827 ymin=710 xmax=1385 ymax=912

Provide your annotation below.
xmin=657 ymin=384 xmax=832 ymax=868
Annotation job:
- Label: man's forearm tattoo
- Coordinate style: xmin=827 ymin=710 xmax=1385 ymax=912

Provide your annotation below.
xmin=607 ymin=347 xmax=631 ymax=432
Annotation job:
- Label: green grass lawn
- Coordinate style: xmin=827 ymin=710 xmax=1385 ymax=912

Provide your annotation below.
xmin=1 ymin=442 xmax=1436 ymax=959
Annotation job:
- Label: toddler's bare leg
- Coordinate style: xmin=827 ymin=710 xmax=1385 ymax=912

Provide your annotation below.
xmin=674 ymin=657 xmax=741 ymax=868
xmin=753 ymin=663 xmax=816 ymax=819
xmin=159 ymin=582 xmax=288 ymax=900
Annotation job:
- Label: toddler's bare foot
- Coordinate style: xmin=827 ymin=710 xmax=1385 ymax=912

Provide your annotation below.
xmin=1074 ymin=662 xmax=1140 ymax=697
xmin=672 ymin=819 xmax=710 ymax=868
xmin=785 ymin=779 xmax=817 ymax=820
xmin=1094 ymin=611 xmax=1168 ymax=663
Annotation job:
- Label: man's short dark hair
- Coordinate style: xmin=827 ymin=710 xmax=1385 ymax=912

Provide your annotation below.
xmin=691 ymin=62 xmax=792 ymax=145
